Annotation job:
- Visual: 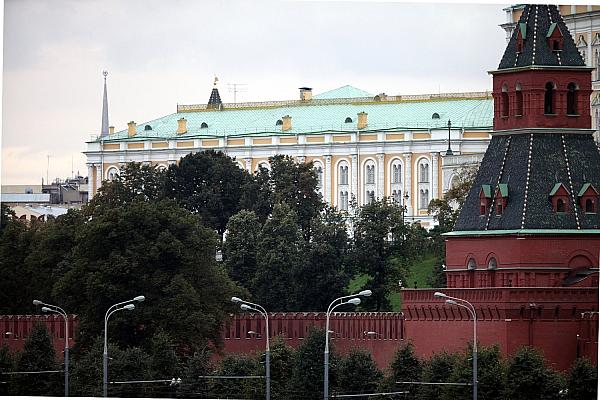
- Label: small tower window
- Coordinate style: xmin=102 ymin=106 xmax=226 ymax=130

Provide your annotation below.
xmin=432 ymin=113 xmax=440 ymax=119
xmin=276 ymin=119 xmax=283 ymax=126
xmin=578 ymin=183 xmax=599 ymax=213
xmin=201 ymin=122 xmax=209 ymax=129
xmin=515 ymin=83 xmax=523 ymax=116
xmin=544 ymin=82 xmax=555 ymax=114
xmin=345 ymin=117 xmax=353 ymax=123
xmin=488 ymin=257 xmax=498 ymax=270
xmin=144 ymin=124 xmax=152 ymax=131
xmin=550 ymin=183 xmax=570 ymax=213
xmin=585 ymin=199 xmax=595 ymax=213
xmin=467 ymin=258 xmax=477 ymax=270
xmin=567 ymin=82 xmax=578 ymax=115
xmin=501 ymin=84 xmax=509 ymax=117
xmin=480 ymin=185 xmax=492 ymax=215
xmin=557 ymin=198 xmax=566 ymax=212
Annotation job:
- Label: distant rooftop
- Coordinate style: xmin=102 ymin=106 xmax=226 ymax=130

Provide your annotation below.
xmin=93 ymin=86 xmax=493 ymax=142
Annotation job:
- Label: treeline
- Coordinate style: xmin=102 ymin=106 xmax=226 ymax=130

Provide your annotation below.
xmin=1 ymin=324 xmax=596 ymax=399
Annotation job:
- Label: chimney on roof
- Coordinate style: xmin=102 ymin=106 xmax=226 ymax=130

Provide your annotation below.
xmin=282 ymin=115 xmax=292 ymax=131
xmin=109 ymin=126 xmax=115 ymax=135
xmin=299 ymin=87 xmax=313 ymax=101
xmin=127 ymin=121 xmax=137 ymax=137
xmin=177 ymin=118 xmax=187 ymax=134
xmin=357 ymin=112 xmax=368 ymax=130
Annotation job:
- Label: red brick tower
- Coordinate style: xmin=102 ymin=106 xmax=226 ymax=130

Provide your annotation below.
xmin=402 ymin=4 xmax=599 ymax=370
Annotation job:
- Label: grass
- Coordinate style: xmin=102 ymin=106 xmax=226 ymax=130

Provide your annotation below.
xmin=347 ymin=252 xmax=439 ymax=312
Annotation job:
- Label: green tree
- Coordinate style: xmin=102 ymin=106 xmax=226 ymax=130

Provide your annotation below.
xmin=223 ymin=210 xmax=261 ymax=289
xmin=337 ymin=348 xmax=383 ymax=397
xmin=291 ymin=327 xmax=338 ymax=400
xmin=351 ymin=199 xmax=409 ymax=310
xmin=418 ymin=351 xmax=459 ymax=400
xmin=178 ymin=347 xmax=213 ymax=398
xmin=387 ymin=341 xmax=422 ymax=390
xmin=240 ymin=165 xmax=274 ymax=223
xmin=268 ymin=336 xmax=296 ymax=399
xmin=53 ymin=199 xmax=237 ymax=352
xmin=0 ymin=203 xmax=14 ymax=232
xmin=164 ymin=150 xmax=251 ymax=237
xmin=69 ymin=337 xmax=104 ymax=396
xmin=11 ymin=323 xmax=60 ymax=396
xmin=504 ymin=347 xmax=564 ymax=400
xmin=148 ymin=329 xmax=180 ymax=380
xmin=0 ymin=344 xmax=14 ymax=395
xmin=566 ymin=357 xmax=597 ymax=400
xmin=268 ymin=155 xmax=324 ymax=239
xmin=108 ymin=345 xmax=152 ymax=398
xmin=290 ymin=207 xmax=351 ymax=310
xmin=210 ymin=353 xmax=261 ymax=399
xmin=253 ymin=203 xmax=305 ymax=311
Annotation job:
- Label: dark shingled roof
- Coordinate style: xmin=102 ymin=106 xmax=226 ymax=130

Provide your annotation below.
xmin=454 ymin=133 xmax=600 ymax=231
xmin=498 ymin=4 xmax=585 ymax=70
xmin=208 ymin=88 xmax=222 ymax=106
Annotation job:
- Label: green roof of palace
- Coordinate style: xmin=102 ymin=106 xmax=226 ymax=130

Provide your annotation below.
xmin=96 ymin=86 xmax=493 ymax=142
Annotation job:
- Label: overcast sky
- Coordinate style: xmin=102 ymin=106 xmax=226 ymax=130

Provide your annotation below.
xmin=1 ymin=0 xmax=508 ymax=185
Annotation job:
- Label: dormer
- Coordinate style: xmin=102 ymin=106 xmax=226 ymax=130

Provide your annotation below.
xmin=578 ymin=183 xmax=599 ymax=213
xmin=479 ymin=184 xmax=492 ymax=215
xmin=516 ymin=23 xmax=526 ymax=53
xmin=547 ymin=23 xmax=564 ymax=52
xmin=494 ymin=184 xmax=509 ymax=215
xmin=549 ymin=183 xmax=570 ymax=213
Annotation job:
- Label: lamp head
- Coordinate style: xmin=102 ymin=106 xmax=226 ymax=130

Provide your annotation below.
xmin=240 ymin=304 xmax=252 ymax=311
xmin=123 ymin=304 xmax=135 ymax=311
xmin=33 ymin=300 xmax=42 ymax=306
xmin=347 ymin=298 xmax=361 ymax=306
xmin=133 ymin=295 xmax=145 ymax=303
xmin=358 ymin=290 xmax=372 ymax=297
xmin=433 ymin=291 xmax=447 ymax=299
xmin=41 ymin=306 xmax=52 ymax=313
xmin=445 ymin=299 xmax=458 ymax=306
xmin=231 ymin=297 xmax=242 ymax=303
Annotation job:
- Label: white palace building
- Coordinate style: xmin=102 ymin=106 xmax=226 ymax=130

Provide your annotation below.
xmin=85 ymin=80 xmax=492 ymax=227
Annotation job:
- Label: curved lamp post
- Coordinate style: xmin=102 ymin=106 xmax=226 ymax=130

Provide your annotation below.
xmin=232 ymin=297 xmax=270 ymax=400
xmin=434 ymin=292 xmax=477 ymax=400
xmin=324 ymin=290 xmax=371 ymax=400
xmin=103 ymin=296 xmax=144 ymax=397
xmin=33 ymin=300 xmax=69 ymax=397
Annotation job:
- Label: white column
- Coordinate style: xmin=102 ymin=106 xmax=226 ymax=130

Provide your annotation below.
xmin=588 ymin=31 xmax=593 ymax=67
xmin=377 ymin=153 xmax=384 ymax=200
xmin=325 ymin=155 xmax=332 ymax=205
xmin=404 ymin=153 xmax=413 ymax=216
xmin=351 ymin=154 xmax=358 ymax=206
xmin=87 ymin=164 xmax=95 ymax=197
xmin=244 ymin=157 xmax=252 ymax=172
xmin=96 ymin=165 xmax=102 ymax=194
xmin=431 ymin=152 xmax=439 ymax=200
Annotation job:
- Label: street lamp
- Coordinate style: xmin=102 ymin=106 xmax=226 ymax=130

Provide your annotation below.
xmin=232 ymin=297 xmax=270 ymax=400
xmin=324 ymin=290 xmax=371 ymax=400
xmin=33 ymin=300 xmax=70 ymax=397
xmin=434 ymin=292 xmax=477 ymax=400
xmin=103 ymin=296 xmax=144 ymax=397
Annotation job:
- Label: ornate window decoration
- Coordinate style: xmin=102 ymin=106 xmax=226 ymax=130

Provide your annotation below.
xmin=418 ymin=159 xmax=430 ymax=183
xmin=313 ymin=161 xmax=324 ymax=193
xmin=578 ymin=183 xmax=598 ymax=213
xmin=479 ymin=184 xmax=492 ymax=215
xmin=337 ymin=160 xmax=350 ymax=211
xmin=549 ymin=183 xmax=570 ymax=213
xmin=364 ymin=160 xmax=376 ymax=205
xmin=390 ymin=158 xmax=403 ymax=205
xmin=106 ymin=167 xmax=119 ymax=182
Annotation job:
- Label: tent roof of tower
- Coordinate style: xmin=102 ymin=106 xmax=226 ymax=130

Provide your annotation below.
xmin=498 ymin=4 xmax=586 ymax=70
xmin=453 ymin=133 xmax=600 ymax=231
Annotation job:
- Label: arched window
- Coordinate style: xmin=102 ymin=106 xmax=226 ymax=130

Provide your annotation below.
xmin=418 ymin=161 xmax=429 ymax=183
xmin=275 ymin=119 xmax=283 ymax=126
xmin=144 ymin=124 xmax=152 ymax=131
xmin=156 ymin=164 xmax=167 ymax=172
xmin=515 ymin=83 xmax=523 ymax=116
xmin=567 ymin=82 xmax=578 ymax=115
xmin=467 ymin=258 xmax=477 ymax=270
xmin=585 ymin=198 xmax=595 ymax=213
xmin=557 ymin=198 xmax=566 ymax=213
xmin=339 ymin=165 xmax=349 ymax=185
xmin=487 ymin=257 xmax=498 ymax=270
xmin=345 ymin=117 xmax=353 ymax=123
xmin=365 ymin=164 xmax=375 ymax=184
xmin=545 ymin=82 xmax=555 ymax=114
xmin=200 ymin=122 xmax=209 ymax=129
xmin=501 ymin=84 xmax=509 ymax=117
xmin=392 ymin=163 xmax=402 ymax=184
xmin=419 ymin=189 xmax=429 ymax=209
xmin=313 ymin=162 xmax=324 ymax=191
xmin=450 ymin=175 xmax=459 ymax=189
xmin=257 ymin=161 xmax=270 ymax=172
xmin=106 ymin=167 xmax=119 ymax=181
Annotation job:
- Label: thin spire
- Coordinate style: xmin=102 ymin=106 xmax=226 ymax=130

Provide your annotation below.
xmin=100 ymin=70 xmax=109 ymax=137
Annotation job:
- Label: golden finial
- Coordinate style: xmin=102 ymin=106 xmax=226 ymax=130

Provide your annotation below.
xmin=213 ymin=76 xmax=219 ymax=87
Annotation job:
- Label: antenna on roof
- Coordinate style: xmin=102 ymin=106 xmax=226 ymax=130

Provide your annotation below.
xmin=228 ymin=83 xmax=248 ymax=104
xmin=555 ymin=171 xmax=560 ymax=182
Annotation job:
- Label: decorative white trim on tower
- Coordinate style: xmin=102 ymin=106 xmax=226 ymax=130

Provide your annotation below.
xmin=101 ymin=71 xmax=109 ymax=137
